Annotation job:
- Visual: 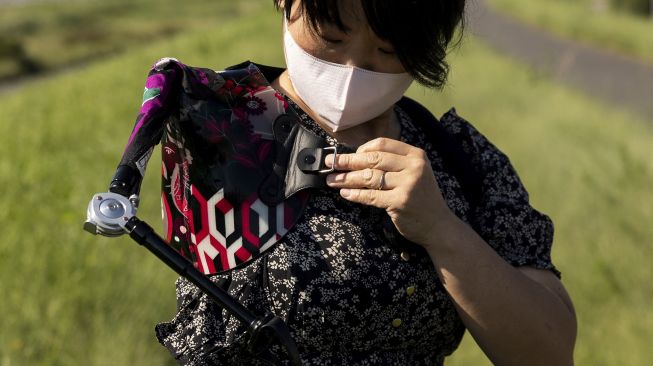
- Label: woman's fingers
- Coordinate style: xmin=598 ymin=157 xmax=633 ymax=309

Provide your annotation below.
xmin=325 ymin=138 xmax=426 ymax=172
xmin=322 ymin=137 xmax=435 ymax=213
xmin=325 ymin=151 xmax=405 ymax=172
xmin=356 ymin=137 xmax=417 ymax=156
xmin=327 ymin=169 xmax=394 ymax=190
xmin=338 ymin=188 xmax=392 ymax=210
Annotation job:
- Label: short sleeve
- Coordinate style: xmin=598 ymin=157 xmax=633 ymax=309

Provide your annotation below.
xmin=439 ymin=109 xmax=560 ymax=278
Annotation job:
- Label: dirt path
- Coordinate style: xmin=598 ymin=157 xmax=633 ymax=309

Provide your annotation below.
xmin=467 ymin=0 xmax=653 ymax=121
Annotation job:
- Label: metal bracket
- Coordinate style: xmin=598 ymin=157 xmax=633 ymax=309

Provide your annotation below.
xmin=83 ymin=192 xmax=138 ymax=237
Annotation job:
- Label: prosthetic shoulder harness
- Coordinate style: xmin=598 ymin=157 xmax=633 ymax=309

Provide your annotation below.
xmin=110 ymin=58 xmax=482 ymax=275
xmin=115 ymin=58 xmax=345 ymax=274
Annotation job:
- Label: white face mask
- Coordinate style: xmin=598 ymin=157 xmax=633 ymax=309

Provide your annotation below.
xmin=283 ymin=22 xmax=413 ymax=132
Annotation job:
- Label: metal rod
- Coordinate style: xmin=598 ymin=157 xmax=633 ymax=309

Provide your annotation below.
xmin=120 ymin=216 xmax=301 ymax=365
xmin=124 ymin=217 xmax=257 ymax=326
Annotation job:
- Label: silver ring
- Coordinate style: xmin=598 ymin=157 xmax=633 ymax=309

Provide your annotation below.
xmin=378 ymin=171 xmax=386 ymax=190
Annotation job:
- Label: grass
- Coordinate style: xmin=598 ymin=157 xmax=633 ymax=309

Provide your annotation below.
xmin=0 ymin=0 xmax=265 ymax=81
xmin=487 ymin=0 xmax=653 ymax=64
xmin=1 ymin=2 xmax=653 ymax=365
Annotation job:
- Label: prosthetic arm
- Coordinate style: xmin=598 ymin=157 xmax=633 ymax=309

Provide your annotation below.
xmin=82 ymin=58 xmax=301 ymax=366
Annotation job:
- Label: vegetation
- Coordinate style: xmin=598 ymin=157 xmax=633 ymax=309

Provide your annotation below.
xmin=432 ymin=39 xmax=653 ymax=365
xmin=1 ymin=1 xmax=653 ymax=365
xmin=611 ymin=0 xmax=652 ymax=16
xmin=0 ymin=0 xmax=264 ymax=81
xmin=488 ymin=0 xmax=653 ymax=64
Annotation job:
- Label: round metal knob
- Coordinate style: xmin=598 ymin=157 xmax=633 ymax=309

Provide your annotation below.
xmin=99 ymin=198 xmax=125 ymax=219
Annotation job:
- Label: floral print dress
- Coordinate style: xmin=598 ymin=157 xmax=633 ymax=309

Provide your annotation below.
xmin=154 ymin=65 xmax=558 ymax=366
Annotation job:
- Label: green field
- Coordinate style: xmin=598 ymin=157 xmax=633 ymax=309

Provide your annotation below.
xmin=488 ymin=0 xmax=653 ymax=64
xmin=0 ymin=0 xmax=264 ymax=81
xmin=1 ymin=2 xmax=652 ymax=366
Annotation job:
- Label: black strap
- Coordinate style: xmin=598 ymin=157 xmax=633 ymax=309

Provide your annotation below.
xmin=258 ymin=113 xmax=354 ymax=206
xmin=376 ymin=98 xmax=483 ymax=250
xmin=260 ymin=96 xmax=482 ymax=250
xmin=396 ymin=97 xmax=482 ymax=210
xmin=284 ymin=126 xmax=347 ymax=197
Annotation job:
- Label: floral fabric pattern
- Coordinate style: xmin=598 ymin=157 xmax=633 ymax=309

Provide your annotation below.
xmin=153 ymin=61 xmax=310 ymax=274
xmin=155 ymin=79 xmax=558 ymax=365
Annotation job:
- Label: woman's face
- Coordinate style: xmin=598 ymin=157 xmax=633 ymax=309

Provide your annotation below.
xmin=285 ymin=1 xmax=406 ymax=74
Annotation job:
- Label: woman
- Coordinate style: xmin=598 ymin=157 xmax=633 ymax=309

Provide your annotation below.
xmin=154 ymin=0 xmax=577 ymax=364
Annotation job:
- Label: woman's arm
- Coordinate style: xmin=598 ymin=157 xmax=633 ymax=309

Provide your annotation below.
xmin=325 ymin=137 xmax=577 ymax=365
xmin=425 ymin=212 xmax=576 ymax=366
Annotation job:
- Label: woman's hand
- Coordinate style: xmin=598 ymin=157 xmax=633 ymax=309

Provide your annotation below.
xmin=325 ymin=137 xmax=452 ymax=248
xmin=326 ymin=139 xmax=577 ymax=366
xmin=327 ymin=138 xmax=577 ymax=366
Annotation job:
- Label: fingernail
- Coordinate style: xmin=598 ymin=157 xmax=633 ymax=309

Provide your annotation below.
xmin=324 ymin=154 xmax=334 ymax=167
xmin=326 ymin=173 xmax=345 ymax=185
xmin=340 ymin=189 xmax=351 ymax=197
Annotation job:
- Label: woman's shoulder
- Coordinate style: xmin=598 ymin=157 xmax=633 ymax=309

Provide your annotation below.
xmin=396 ymin=99 xmax=487 ymax=204
xmin=396 ymin=98 xmax=484 ymax=149
xmin=399 ymin=101 xmax=559 ymax=277
xmin=397 ymin=98 xmax=513 ymax=175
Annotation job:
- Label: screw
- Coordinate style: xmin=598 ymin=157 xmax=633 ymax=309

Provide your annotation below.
xmin=97 ymin=196 xmax=103 ymax=200
xmin=304 ymin=155 xmax=316 ymax=164
xmin=123 ymin=217 xmax=129 ymax=221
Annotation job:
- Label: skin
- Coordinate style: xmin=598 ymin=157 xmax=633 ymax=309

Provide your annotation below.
xmin=272 ymin=2 xmax=577 ymax=365
xmin=272 ymin=0 xmax=403 ymax=147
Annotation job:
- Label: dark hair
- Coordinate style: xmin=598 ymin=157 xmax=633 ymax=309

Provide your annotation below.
xmin=274 ymin=0 xmax=466 ymax=89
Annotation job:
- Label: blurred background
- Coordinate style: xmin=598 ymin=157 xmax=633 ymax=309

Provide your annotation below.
xmin=0 ymin=0 xmax=651 ymax=365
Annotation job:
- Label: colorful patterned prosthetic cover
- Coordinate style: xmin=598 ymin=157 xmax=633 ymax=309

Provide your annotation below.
xmin=118 ymin=58 xmax=308 ymax=274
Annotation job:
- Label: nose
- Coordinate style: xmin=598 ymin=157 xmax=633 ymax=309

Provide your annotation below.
xmin=345 ymin=58 xmax=375 ymax=72
xmin=344 ymin=55 xmax=374 ymax=71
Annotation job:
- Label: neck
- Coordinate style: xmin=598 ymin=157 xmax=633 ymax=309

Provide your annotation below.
xmin=271 ymin=70 xmax=400 ymax=147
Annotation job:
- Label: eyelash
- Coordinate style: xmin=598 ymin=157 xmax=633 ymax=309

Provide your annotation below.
xmin=319 ymin=34 xmax=396 ymax=56
xmin=320 ymin=35 xmax=342 ymax=44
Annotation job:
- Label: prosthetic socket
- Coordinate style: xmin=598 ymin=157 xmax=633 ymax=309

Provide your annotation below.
xmin=85 ymin=58 xmax=346 ymax=274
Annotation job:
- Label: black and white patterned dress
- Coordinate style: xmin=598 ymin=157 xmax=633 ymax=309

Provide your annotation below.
xmin=154 ymin=97 xmax=558 ymax=365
